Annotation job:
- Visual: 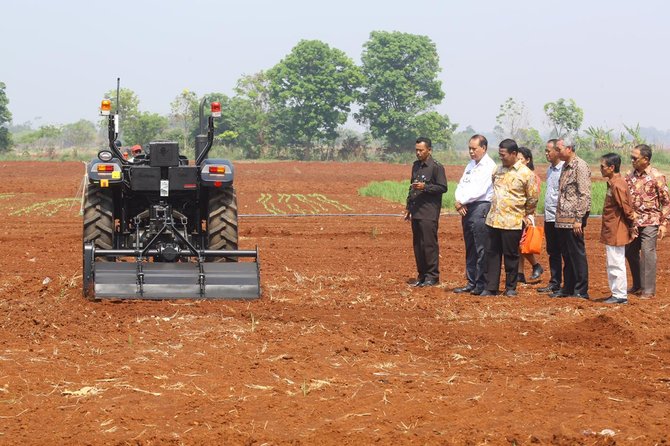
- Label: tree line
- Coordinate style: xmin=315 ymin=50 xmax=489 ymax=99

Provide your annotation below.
xmin=0 ymin=31 xmax=663 ymax=160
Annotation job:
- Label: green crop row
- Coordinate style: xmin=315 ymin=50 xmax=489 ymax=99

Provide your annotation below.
xmin=359 ymin=181 xmax=608 ymax=215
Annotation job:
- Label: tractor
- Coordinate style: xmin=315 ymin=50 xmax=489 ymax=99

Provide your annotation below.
xmin=82 ymin=88 xmax=260 ymax=300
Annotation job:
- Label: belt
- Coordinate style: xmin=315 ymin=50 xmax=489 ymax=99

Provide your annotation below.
xmin=468 ymin=200 xmax=491 ymax=206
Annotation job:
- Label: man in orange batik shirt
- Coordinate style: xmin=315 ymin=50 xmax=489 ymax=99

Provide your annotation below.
xmin=480 ymin=139 xmax=538 ymax=297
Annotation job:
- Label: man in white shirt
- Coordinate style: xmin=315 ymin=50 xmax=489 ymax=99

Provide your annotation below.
xmin=453 ymin=135 xmax=496 ymax=295
xmin=537 ymin=139 xmax=567 ymax=293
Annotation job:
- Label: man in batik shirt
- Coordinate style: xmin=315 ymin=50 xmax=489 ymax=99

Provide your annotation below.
xmin=551 ymin=136 xmax=592 ymax=299
xmin=625 ymin=144 xmax=670 ymax=299
xmin=481 ymin=139 xmax=538 ymax=297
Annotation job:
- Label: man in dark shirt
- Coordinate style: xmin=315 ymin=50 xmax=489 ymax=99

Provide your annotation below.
xmin=404 ymin=137 xmax=448 ymax=287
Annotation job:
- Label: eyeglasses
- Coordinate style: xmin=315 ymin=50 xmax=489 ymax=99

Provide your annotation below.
xmin=631 ymin=156 xmax=640 ymax=162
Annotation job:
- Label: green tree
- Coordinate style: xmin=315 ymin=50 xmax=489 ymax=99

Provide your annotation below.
xmin=268 ymin=39 xmax=363 ymax=150
xmin=620 ymin=123 xmax=646 ymax=151
xmin=15 ymin=125 xmax=62 ymax=155
xmin=231 ymin=71 xmax=272 ymax=158
xmin=584 ymin=126 xmax=614 ymax=150
xmin=516 ymin=127 xmax=543 ymax=152
xmin=0 ymin=82 xmax=13 ymax=153
xmin=543 ymin=98 xmax=584 ymax=137
xmin=124 ymin=112 xmax=169 ymax=147
xmin=103 ymin=88 xmax=140 ymax=121
xmin=170 ymin=89 xmax=199 ymax=150
xmin=410 ymin=112 xmax=456 ymax=149
xmin=451 ymin=126 xmax=477 ymax=151
xmin=16 ymin=125 xmax=62 ymax=144
xmin=357 ymin=31 xmax=446 ymax=151
xmin=62 ymin=119 xmax=96 ymax=148
xmin=192 ymin=93 xmax=235 ymax=140
xmin=102 ymin=88 xmax=141 ymax=143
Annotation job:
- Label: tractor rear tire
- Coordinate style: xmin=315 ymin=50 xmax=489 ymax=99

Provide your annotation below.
xmin=83 ymin=183 xmax=114 ymax=260
xmin=207 ymin=187 xmax=239 ymax=262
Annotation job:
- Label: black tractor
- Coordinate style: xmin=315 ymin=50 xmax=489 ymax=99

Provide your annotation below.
xmin=82 ymin=90 xmax=259 ymax=300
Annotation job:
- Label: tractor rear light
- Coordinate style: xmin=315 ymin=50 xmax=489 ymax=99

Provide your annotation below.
xmin=208 ymin=166 xmax=226 ymax=174
xmin=214 ymin=181 xmax=222 ymax=188
xmin=97 ymin=164 xmax=115 ymax=172
xmin=211 ymin=102 xmax=221 ymax=118
xmin=100 ymin=99 xmax=112 ymax=116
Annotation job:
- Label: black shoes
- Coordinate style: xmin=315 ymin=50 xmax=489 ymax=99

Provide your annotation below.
xmin=603 ymin=296 xmax=627 ymax=304
xmin=549 ymin=289 xmax=589 ymax=299
xmin=454 ymin=284 xmax=475 ymax=293
xmin=420 ymin=279 xmax=439 ymax=287
xmin=470 ymin=288 xmax=484 ymax=295
xmin=517 ymin=273 xmax=527 ymax=284
xmin=476 ymin=289 xmax=515 ymax=297
xmin=410 ymin=277 xmax=439 ymax=287
xmin=548 ymin=289 xmax=569 ymax=298
xmin=530 ymin=264 xmax=544 ymax=280
xmin=537 ymin=285 xmax=559 ymax=293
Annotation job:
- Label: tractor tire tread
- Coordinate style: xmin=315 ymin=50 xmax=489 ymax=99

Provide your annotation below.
xmin=207 ymin=187 xmax=239 ymax=262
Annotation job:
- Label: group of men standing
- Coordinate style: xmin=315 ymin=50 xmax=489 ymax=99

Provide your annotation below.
xmin=405 ymin=135 xmax=669 ymax=303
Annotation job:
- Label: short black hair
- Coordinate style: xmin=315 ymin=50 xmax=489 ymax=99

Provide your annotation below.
xmin=416 ymin=136 xmax=432 ymax=148
xmin=499 ymin=138 xmax=519 ymax=155
xmin=547 ymin=138 xmax=559 ymax=150
xmin=470 ymin=134 xmax=488 ymax=150
xmin=635 ymin=144 xmax=652 ymax=162
xmin=602 ymin=152 xmax=622 ymax=173
xmin=518 ymin=146 xmax=534 ymax=171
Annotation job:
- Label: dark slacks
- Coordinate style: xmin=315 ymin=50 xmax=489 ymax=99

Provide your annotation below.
xmin=544 ymin=221 xmax=566 ymax=290
xmin=625 ymin=225 xmax=658 ymax=294
xmin=485 ymin=226 xmax=523 ymax=291
xmin=461 ymin=201 xmax=491 ymax=289
xmin=556 ymin=216 xmax=589 ymax=295
xmin=412 ymin=218 xmax=440 ymax=281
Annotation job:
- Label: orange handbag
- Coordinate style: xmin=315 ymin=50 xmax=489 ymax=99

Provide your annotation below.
xmin=520 ymin=217 xmax=544 ymax=255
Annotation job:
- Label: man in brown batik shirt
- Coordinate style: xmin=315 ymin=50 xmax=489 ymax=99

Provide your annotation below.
xmin=551 ymin=136 xmax=591 ymax=299
xmin=600 ymin=153 xmax=636 ymax=304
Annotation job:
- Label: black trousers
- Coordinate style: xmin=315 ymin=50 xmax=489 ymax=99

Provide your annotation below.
xmin=412 ymin=218 xmax=440 ymax=281
xmin=556 ymin=216 xmax=589 ymax=295
xmin=461 ymin=201 xmax=491 ymax=289
xmin=485 ymin=226 xmax=523 ymax=291
xmin=544 ymin=221 xmax=566 ymax=290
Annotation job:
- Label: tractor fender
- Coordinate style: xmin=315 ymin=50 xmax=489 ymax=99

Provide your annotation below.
xmin=200 ymin=159 xmax=234 ymax=186
xmin=87 ymin=158 xmax=124 ymax=184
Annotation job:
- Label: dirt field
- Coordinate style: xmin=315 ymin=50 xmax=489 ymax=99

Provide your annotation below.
xmin=0 ymin=160 xmax=668 ymax=445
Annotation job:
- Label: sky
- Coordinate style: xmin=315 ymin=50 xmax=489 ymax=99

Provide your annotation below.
xmin=2 ymin=0 xmax=669 ymax=136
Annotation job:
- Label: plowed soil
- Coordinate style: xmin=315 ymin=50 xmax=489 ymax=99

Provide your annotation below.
xmin=0 ymin=160 xmax=669 ymax=445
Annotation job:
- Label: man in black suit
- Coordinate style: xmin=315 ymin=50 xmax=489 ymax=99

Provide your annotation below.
xmin=404 ymin=137 xmax=448 ymax=287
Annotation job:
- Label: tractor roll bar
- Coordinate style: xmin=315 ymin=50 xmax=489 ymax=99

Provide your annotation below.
xmin=107 ymin=78 xmax=128 ymax=164
xmin=108 ymin=114 xmax=128 ymax=164
xmin=194 ymin=115 xmax=214 ymax=166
